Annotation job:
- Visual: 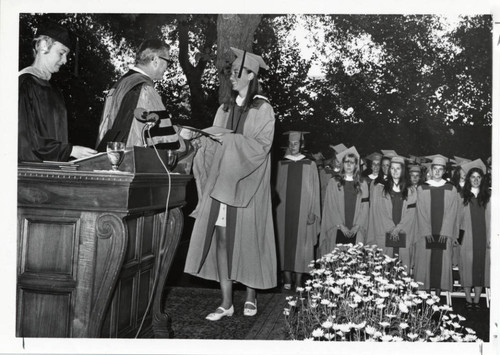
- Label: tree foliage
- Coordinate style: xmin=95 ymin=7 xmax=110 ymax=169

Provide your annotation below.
xmin=18 ymin=13 xmax=492 ymax=160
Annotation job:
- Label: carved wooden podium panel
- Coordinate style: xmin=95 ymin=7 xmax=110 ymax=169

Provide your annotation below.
xmin=17 ymin=147 xmax=192 ymax=338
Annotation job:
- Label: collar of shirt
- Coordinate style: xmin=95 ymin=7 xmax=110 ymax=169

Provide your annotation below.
xmin=344 ymin=175 xmax=354 ymax=181
xmin=19 ymin=66 xmax=51 ymax=81
xmin=471 ymin=187 xmax=480 ymax=197
xmin=236 ymin=95 xmax=244 ymax=106
xmin=130 ymin=65 xmax=151 ymax=78
xmin=285 ymin=154 xmax=306 ymax=162
xmin=426 ymin=179 xmax=446 ymax=187
xmin=368 ymin=173 xmax=378 ymax=179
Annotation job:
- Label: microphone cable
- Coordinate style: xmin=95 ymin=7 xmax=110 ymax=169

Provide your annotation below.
xmin=134 ymin=125 xmax=173 ymax=338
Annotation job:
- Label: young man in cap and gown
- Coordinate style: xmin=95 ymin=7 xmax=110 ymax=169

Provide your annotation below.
xmin=275 ymin=131 xmax=321 ymax=290
xmin=318 ymin=146 xmax=369 ymax=257
xmin=457 ymin=159 xmax=490 ymax=309
xmin=18 ymin=22 xmax=97 ymax=161
xmin=413 ymin=155 xmax=459 ymax=295
xmin=184 ymin=47 xmax=276 ymax=320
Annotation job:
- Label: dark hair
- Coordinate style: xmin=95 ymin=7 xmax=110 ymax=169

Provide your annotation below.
xmin=383 ymin=162 xmax=409 ymax=200
xmin=373 ymin=156 xmax=391 ymax=184
xmin=337 ymin=153 xmax=362 ymax=194
xmin=450 ymin=166 xmax=464 ymax=193
xmin=224 ymin=67 xmax=263 ymax=112
xmin=462 ymin=167 xmax=490 ymax=207
xmin=136 ymin=39 xmax=170 ymax=65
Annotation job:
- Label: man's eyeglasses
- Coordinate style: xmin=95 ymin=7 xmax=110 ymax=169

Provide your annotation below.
xmin=158 ymin=56 xmax=174 ymax=66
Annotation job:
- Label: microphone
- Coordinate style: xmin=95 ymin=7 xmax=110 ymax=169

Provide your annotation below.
xmin=134 ymin=108 xmax=170 ymax=123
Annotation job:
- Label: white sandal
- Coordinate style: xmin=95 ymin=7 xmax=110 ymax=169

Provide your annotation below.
xmin=205 ymin=305 xmax=234 ymax=321
xmin=243 ymin=300 xmax=257 ymax=317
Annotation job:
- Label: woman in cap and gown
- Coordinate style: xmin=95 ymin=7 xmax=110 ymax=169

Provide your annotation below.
xmin=457 ymin=159 xmax=490 ymax=310
xmin=318 ymin=147 xmax=369 ymax=257
xmin=184 ymin=48 xmax=276 ymax=320
xmin=367 ymin=156 xmax=417 ymax=271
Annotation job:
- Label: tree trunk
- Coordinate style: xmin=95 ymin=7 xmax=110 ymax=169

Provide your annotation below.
xmin=216 ymin=14 xmax=263 ymax=105
xmin=177 ymin=15 xmax=216 ymax=125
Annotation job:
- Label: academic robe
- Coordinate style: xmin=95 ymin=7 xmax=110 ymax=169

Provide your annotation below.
xmin=276 ymin=157 xmax=321 ymax=273
xmin=184 ymin=98 xmax=277 ymax=289
xmin=96 ymin=69 xmax=179 ymax=150
xmin=18 ymin=71 xmax=72 ymax=162
xmin=318 ymin=178 xmax=369 ymax=257
xmin=366 ymin=184 xmax=417 ymax=269
xmin=458 ymin=197 xmax=490 ymax=288
xmin=413 ymin=182 xmax=458 ymax=291
xmin=319 ymin=167 xmax=335 ymax=210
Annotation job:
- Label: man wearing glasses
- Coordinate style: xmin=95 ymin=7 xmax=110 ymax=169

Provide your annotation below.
xmin=96 ymin=39 xmax=180 ymax=151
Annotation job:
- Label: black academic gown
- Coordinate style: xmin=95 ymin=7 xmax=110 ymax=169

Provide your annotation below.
xmin=18 ymin=73 xmax=72 ymax=162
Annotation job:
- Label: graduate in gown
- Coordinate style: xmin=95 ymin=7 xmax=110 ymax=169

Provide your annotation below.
xmin=276 ymin=131 xmax=321 ymax=290
xmin=363 ymin=152 xmax=382 ymax=187
xmin=367 ymin=156 xmax=417 ymax=270
xmin=457 ymin=160 xmax=490 ymax=309
xmin=184 ymin=48 xmax=276 ymax=320
xmin=413 ymin=155 xmax=459 ymax=294
xmin=409 ymin=165 xmax=423 ymax=188
xmin=18 ymin=23 xmax=96 ymax=162
xmin=319 ymin=146 xmax=369 ymax=256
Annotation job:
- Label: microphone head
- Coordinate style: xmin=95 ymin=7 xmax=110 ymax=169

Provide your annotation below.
xmin=134 ymin=107 xmax=158 ymax=123
xmin=134 ymin=107 xmax=148 ymax=121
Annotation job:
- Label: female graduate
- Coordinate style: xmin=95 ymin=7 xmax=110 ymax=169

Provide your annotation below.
xmin=458 ymin=160 xmax=490 ymax=310
xmin=319 ymin=147 xmax=369 ymax=257
xmin=275 ymin=131 xmax=321 ymax=290
xmin=184 ymin=48 xmax=276 ymax=321
xmin=367 ymin=156 xmax=417 ymax=271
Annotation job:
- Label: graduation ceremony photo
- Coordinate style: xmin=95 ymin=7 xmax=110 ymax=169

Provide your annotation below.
xmin=1 ymin=0 xmax=499 ymax=354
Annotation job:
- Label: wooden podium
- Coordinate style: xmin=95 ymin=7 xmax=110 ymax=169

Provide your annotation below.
xmin=16 ymin=147 xmax=192 ymax=338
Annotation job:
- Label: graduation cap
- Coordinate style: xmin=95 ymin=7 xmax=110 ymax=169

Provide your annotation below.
xmin=391 ymin=156 xmax=405 ymax=165
xmin=330 ymin=143 xmax=348 ymax=154
xmin=37 ymin=22 xmax=74 ymax=51
xmin=454 ymin=156 xmax=471 ymax=165
xmin=312 ymin=152 xmax=325 ymax=160
xmin=231 ymin=47 xmax=269 ymax=76
xmin=365 ymin=152 xmax=382 ymax=162
xmin=409 ymin=165 xmax=421 ymax=173
xmin=461 ymin=159 xmax=487 ymax=175
xmin=336 ymin=146 xmax=360 ymax=164
xmin=426 ymin=154 xmax=448 ymax=166
xmin=381 ymin=150 xmax=398 ymax=158
xmin=283 ymin=131 xmax=309 ymax=142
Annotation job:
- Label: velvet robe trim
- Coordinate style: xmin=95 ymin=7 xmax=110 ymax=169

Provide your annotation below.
xmin=276 ymin=158 xmax=321 ymax=273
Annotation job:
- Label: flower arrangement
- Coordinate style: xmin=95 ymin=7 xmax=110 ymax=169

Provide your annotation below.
xmin=284 ymin=243 xmax=479 ymax=342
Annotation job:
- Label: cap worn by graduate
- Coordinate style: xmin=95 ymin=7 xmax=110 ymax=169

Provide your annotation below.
xmin=429 ymin=154 xmax=448 ymax=167
xmin=336 ymin=146 xmax=360 ymax=164
xmin=284 ymin=131 xmax=309 ymax=142
xmin=231 ymin=47 xmax=269 ymax=76
xmin=330 ymin=143 xmax=348 ymax=155
xmin=37 ymin=22 xmax=74 ymax=51
xmin=460 ymin=159 xmax=487 ymax=176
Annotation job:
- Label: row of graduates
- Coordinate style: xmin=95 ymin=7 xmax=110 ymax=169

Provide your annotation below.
xmin=275 ymin=135 xmax=490 ymax=307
